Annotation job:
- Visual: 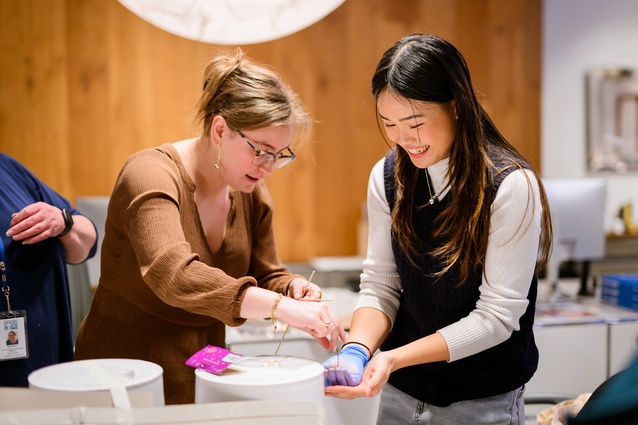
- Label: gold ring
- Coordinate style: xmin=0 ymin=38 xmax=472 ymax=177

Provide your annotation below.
xmin=318 ymin=291 xmax=323 ymax=299
xmin=325 ymin=320 xmax=331 ymax=327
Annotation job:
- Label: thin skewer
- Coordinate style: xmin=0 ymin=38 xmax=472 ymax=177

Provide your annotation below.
xmin=274 ymin=270 xmax=316 ymax=355
xmin=302 ymin=271 xmax=315 ymax=294
xmin=300 ymin=298 xmax=332 ymax=302
xmin=273 ymin=324 xmax=290 ymax=356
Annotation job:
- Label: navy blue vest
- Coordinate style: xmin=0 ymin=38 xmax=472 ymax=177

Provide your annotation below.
xmin=382 ymin=149 xmax=538 ymax=407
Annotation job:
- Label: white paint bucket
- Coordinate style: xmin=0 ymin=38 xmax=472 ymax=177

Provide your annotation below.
xmin=194 ymin=355 xmax=324 ymax=404
xmin=28 ymin=358 xmax=165 ymax=407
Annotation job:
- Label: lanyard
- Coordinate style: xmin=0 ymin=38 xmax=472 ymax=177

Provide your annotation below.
xmin=0 ymin=237 xmax=28 ymax=362
xmin=0 ymin=239 xmax=11 ymax=312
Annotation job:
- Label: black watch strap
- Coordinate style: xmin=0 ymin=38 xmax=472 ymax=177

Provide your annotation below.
xmin=58 ymin=208 xmax=74 ymax=237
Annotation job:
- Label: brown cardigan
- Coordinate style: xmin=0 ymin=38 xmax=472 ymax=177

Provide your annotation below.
xmin=75 ymin=144 xmax=295 ymax=404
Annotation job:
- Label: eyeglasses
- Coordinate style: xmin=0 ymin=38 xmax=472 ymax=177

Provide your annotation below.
xmin=236 ymin=130 xmax=296 ymax=169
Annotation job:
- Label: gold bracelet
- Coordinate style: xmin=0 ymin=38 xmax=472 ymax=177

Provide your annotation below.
xmin=271 ymin=293 xmax=283 ymax=330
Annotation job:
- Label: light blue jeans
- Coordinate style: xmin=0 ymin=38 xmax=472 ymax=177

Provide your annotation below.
xmin=376 ymin=383 xmax=525 ymax=425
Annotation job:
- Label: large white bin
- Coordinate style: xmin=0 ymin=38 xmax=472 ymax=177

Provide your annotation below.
xmin=28 ymin=358 xmax=165 ymax=407
xmin=195 ymin=355 xmax=324 ymax=404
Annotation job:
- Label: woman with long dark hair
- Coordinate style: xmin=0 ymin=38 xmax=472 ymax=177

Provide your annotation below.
xmin=324 ymin=33 xmax=552 ymax=424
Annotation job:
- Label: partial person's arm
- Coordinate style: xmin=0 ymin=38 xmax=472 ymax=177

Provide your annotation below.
xmin=6 ymin=202 xmax=97 ymax=263
xmin=438 ymin=169 xmax=542 ymax=361
xmin=240 ymin=285 xmax=346 ymax=351
xmin=325 ymin=158 xmax=403 ymax=395
xmin=349 ymin=158 xmax=404 ymax=353
xmin=325 ymin=321 xmax=449 ymax=399
xmin=58 ymin=214 xmax=97 ymax=263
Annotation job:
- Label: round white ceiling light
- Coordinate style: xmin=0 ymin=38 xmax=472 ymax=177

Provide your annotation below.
xmin=118 ymin=0 xmax=346 ymax=45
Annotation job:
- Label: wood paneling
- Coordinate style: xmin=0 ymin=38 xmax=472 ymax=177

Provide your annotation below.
xmin=0 ymin=0 xmax=541 ymax=262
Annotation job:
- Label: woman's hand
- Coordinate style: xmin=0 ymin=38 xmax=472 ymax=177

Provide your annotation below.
xmin=325 ymin=351 xmax=393 ymax=400
xmin=288 ymin=277 xmax=322 ymax=300
xmin=7 ymin=202 xmax=67 ymax=243
xmin=277 ymin=296 xmax=346 ymax=351
xmin=323 ymin=344 xmax=369 ymax=386
xmin=240 ymin=285 xmax=346 ymax=351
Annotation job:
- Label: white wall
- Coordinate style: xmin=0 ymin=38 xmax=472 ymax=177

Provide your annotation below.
xmin=542 ymin=0 xmax=638 ymax=231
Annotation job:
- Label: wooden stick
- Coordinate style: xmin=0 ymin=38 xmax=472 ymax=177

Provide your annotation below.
xmin=303 ymin=270 xmax=315 ymax=293
xmin=300 ymin=298 xmax=333 ymax=302
xmin=274 ymin=324 xmax=290 ymax=356
xmin=274 ymin=270 xmax=315 ymax=355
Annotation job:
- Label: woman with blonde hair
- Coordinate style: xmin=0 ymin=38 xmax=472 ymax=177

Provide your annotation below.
xmin=75 ymin=49 xmax=345 ymax=404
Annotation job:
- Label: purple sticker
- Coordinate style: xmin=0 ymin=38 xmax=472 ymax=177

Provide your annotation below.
xmin=184 ymin=345 xmax=243 ymax=375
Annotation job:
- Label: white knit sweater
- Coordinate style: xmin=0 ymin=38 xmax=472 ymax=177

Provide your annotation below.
xmin=356 ymin=156 xmax=543 ymax=362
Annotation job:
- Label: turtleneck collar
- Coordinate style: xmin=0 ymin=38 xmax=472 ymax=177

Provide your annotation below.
xmin=426 ymin=157 xmax=450 ymax=200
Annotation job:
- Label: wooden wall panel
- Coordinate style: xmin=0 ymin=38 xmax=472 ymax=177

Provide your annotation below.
xmin=66 ymin=0 xmax=112 ymax=195
xmin=0 ymin=0 xmax=69 ymax=191
xmin=0 ymin=0 xmax=541 ymax=262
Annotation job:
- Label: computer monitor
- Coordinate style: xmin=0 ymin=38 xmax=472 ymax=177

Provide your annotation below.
xmin=542 ymin=178 xmax=607 ymax=297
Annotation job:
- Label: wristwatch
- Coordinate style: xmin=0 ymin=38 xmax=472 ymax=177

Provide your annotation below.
xmin=58 ymin=208 xmax=74 ymax=237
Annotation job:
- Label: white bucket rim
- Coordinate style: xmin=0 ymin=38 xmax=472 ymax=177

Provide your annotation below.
xmin=28 ymin=358 xmax=164 ymax=392
xmin=194 ymin=355 xmax=324 ymax=387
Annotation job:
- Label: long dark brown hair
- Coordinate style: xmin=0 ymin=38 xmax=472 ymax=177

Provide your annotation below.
xmin=372 ymin=33 xmax=552 ymax=285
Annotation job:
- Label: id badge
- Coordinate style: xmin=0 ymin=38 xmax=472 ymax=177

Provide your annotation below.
xmin=0 ymin=310 xmax=29 ymax=361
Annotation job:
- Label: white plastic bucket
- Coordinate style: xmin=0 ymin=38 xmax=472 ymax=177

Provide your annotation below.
xmin=194 ymin=355 xmax=324 ymax=404
xmin=28 ymin=358 xmax=165 ymax=407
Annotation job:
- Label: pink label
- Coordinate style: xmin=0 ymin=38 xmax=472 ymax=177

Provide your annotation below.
xmin=184 ymin=345 xmax=243 ymax=375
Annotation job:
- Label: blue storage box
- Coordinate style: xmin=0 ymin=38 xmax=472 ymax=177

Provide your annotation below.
xmin=601 ymin=274 xmax=638 ymax=311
